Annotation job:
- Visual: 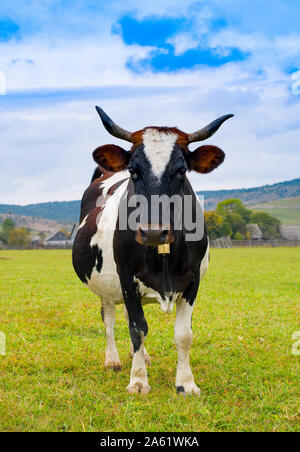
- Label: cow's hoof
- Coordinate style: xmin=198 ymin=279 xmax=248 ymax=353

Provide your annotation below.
xmin=105 ymin=360 xmax=122 ymax=371
xmin=126 ymin=382 xmax=151 ymax=394
xmin=176 ymin=383 xmax=200 ymax=396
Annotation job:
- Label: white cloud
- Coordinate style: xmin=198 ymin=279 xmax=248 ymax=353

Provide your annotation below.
xmin=167 ymin=33 xmax=199 ymax=56
xmin=1 ymin=65 xmax=300 ymax=204
xmin=0 ymin=1 xmax=300 ymax=204
xmin=0 ymin=34 xmax=154 ymax=91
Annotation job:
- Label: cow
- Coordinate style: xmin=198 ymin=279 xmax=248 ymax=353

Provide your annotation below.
xmin=72 ymin=106 xmax=233 ymax=395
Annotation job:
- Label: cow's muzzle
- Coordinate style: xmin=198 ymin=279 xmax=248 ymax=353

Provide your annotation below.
xmin=136 ymin=224 xmax=174 ymax=246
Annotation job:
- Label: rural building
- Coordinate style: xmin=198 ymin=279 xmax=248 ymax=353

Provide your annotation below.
xmin=45 ymin=230 xmax=72 ymax=248
xmin=44 ymin=224 xmax=79 ymax=248
xmin=246 ymin=224 xmax=263 ymax=240
xmin=31 ymin=235 xmax=43 ymax=248
xmin=45 ymin=230 xmax=69 ymax=242
xmin=280 ymin=225 xmax=300 ymax=241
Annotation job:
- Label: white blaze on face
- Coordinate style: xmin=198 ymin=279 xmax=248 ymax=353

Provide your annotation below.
xmin=142 ymin=128 xmax=178 ymax=178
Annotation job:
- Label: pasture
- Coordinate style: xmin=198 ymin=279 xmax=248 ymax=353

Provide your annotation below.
xmin=0 ymin=248 xmax=299 ymax=432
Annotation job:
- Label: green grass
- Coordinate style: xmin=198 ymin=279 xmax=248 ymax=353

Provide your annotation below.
xmin=252 ymin=197 xmax=300 ymax=224
xmin=0 ymin=249 xmax=299 ymax=432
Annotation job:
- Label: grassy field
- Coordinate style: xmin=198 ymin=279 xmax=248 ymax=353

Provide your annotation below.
xmin=0 ymin=248 xmax=299 ymax=432
xmin=252 ymin=196 xmax=300 ymax=225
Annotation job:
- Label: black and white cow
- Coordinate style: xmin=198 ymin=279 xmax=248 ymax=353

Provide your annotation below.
xmin=72 ymin=107 xmax=233 ymax=395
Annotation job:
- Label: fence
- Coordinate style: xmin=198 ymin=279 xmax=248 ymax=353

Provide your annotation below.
xmin=210 ymin=237 xmax=232 ymax=248
xmin=44 ymin=241 xmax=73 ymax=249
xmin=210 ymin=237 xmax=300 ymax=248
xmin=231 ymin=240 xmax=300 ymax=247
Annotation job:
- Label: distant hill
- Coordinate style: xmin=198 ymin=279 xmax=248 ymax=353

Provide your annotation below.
xmin=0 ymin=178 xmax=299 ymax=225
xmin=0 ymin=213 xmax=71 ymax=234
xmin=251 ymin=197 xmax=300 ymax=225
xmin=199 ymin=178 xmax=300 ymax=211
xmin=0 ymin=201 xmax=80 ymax=223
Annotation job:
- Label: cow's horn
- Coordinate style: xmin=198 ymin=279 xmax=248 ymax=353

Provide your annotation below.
xmin=95 ymin=106 xmax=132 ymax=143
xmin=188 ymin=114 xmax=234 ymax=143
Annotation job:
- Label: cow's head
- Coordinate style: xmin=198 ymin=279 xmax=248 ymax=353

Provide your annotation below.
xmin=93 ymin=106 xmax=233 ymax=246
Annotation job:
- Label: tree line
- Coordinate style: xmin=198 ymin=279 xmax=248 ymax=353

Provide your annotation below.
xmin=204 ymin=199 xmax=281 ymax=240
xmin=0 ymin=199 xmax=281 ymax=248
xmin=0 ymin=219 xmax=31 ymax=247
xmin=0 ymin=219 xmax=71 ymax=249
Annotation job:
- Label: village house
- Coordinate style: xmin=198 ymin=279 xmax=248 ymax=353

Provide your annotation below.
xmin=44 ymin=224 xmax=78 ymax=248
xmin=246 ymin=223 xmax=263 ymax=240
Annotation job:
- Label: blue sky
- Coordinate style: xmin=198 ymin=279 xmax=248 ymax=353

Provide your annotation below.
xmin=0 ymin=0 xmax=300 ymax=203
xmin=114 ymin=14 xmax=248 ymax=72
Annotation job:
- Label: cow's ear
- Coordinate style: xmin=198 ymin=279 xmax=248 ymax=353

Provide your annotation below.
xmin=189 ymin=145 xmax=225 ymax=173
xmin=93 ymin=144 xmax=130 ymax=172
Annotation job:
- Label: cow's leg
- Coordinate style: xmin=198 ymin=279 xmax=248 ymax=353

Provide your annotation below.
xmin=120 ymin=277 xmax=150 ymax=394
xmin=101 ymin=301 xmax=121 ymax=371
xmin=123 ymin=304 xmax=151 ymax=366
xmin=175 ymin=273 xmax=200 ymax=396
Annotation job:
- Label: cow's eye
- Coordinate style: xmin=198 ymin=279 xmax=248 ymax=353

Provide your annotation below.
xmin=129 ymin=168 xmax=139 ymax=181
xmin=177 ymin=168 xmax=187 ymax=178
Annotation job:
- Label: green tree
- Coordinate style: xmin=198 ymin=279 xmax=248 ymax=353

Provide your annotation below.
xmin=224 ymin=212 xmax=247 ymax=238
xmin=250 ymin=212 xmax=281 ymax=239
xmin=0 ymin=218 xmax=15 ymax=243
xmin=204 ymin=211 xmax=224 ymax=239
xmin=216 ymin=199 xmax=252 ymax=223
xmin=205 ymin=198 xmax=282 ymax=241
xmin=215 ymin=199 xmax=253 ymax=239
xmin=233 ymin=231 xmax=244 ymax=240
xmin=7 ymin=228 xmax=31 ymax=248
xmin=220 ymin=221 xmax=233 ymax=237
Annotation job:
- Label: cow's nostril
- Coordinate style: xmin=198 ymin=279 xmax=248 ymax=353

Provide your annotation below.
xmin=140 ymin=228 xmax=147 ymax=238
xmin=136 ymin=224 xmax=174 ymax=246
xmin=160 ymin=230 xmax=169 ymax=240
